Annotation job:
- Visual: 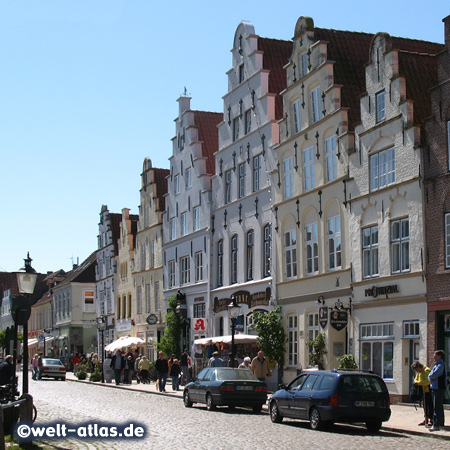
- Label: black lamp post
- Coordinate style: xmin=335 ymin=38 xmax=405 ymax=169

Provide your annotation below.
xmin=176 ymin=290 xmax=189 ymax=352
xmin=228 ymin=296 xmax=239 ymax=368
xmin=13 ymin=253 xmax=38 ymax=396
xmin=97 ymin=316 xmax=106 ymax=383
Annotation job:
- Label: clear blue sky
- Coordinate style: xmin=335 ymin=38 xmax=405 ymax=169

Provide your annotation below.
xmin=0 ymin=1 xmax=448 ymax=274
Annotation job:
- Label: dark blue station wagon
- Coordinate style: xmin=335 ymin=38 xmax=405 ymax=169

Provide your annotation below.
xmin=269 ymin=370 xmax=391 ymax=432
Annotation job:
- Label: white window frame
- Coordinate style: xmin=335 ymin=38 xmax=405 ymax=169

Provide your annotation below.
xmin=363 ymin=225 xmax=379 ymax=278
xmin=327 ymin=215 xmax=341 ymax=270
xmin=181 ymin=212 xmax=188 ymax=236
xmin=185 ymin=167 xmax=192 ymax=189
xmin=307 ymin=312 xmax=319 ymax=366
xmin=245 ymin=109 xmax=252 ymax=134
xmin=145 ymin=283 xmax=151 ymax=313
xmin=391 ymin=218 xmax=410 ymax=274
xmin=169 ymin=217 xmax=176 ymax=241
xmin=239 ymin=163 xmax=246 ymax=198
xmin=195 ymin=251 xmax=203 ymax=282
xmin=168 ymin=260 xmax=176 ymax=288
xmin=193 ymin=206 xmax=201 ymax=231
xmin=306 ymin=223 xmax=319 ymax=275
xmin=225 ymin=169 xmax=232 ymax=204
xmin=293 ymin=99 xmax=301 ymax=134
xmin=253 ymin=154 xmax=262 ymax=192
xmin=263 ymin=224 xmax=272 ymax=278
xmin=180 ymin=256 xmax=190 ymax=285
xmin=140 ymin=243 xmax=146 ymax=271
xmin=154 ymin=281 xmax=160 ymax=311
xmin=231 ymin=234 xmax=238 ymax=284
xmin=217 ymin=239 xmax=223 ymax=287
xmin=174 ymin=174 xmax=180 ymax=195
xmin=403 ymin=320 xmax=419 ymax=338
xmin=325 ymin=135 xmax=337 ymax=182
xmin=288 ymin=314 xmax=298 ymax=367
xmin=284 ymin=230 xmax=297 ymax=279
xmin=311 ymin=86 xmax=322 ymax=123
xmin=233 ymin=117 xmax=240 ymax=142
xmin=149 ymin=240 xmax=155 ymax=269
xmin=137 ymin=286 xmax=142 ymax=314
xmin=370 ymin=147 xmax=395 ymax=191
xmin=284 ymin=156 xmax=294 ymax=198
xmin=303 ymin=146 xmax=315 ymax=191
xmin=246 ymin=229 xmax=254 ymax=281
xmin=376 ymin=90 xmax=386 ymax=123
xmin=300 ymin=52 xmax=308 ymax=77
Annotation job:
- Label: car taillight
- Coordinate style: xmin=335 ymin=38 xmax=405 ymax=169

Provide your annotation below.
xmin=220 ymin=386 xmax=235 ymax=392
xmin=60 ymin=368 xmax=65 ymax=371
xmin=254 ymin=387 xmax=268 ymax=393
xmin=330 ymin=393 xmax=339 ymax=407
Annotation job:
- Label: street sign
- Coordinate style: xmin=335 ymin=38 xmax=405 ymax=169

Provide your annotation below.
xmin=38 ymin=334 xmax=45 ymax=342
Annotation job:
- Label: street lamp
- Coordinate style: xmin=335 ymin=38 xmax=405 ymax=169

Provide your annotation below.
xmin=228 ymin=296 xmax=239 ymax=368
xmin=13 ymin=253 xmax=38 ymax=396
xmin=97 ymin=316 xmax=107 ymax=383
xmin=176 ymin=290 xmax=189 ymax=351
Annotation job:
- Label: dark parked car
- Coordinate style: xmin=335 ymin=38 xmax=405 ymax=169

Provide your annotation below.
xmin=183 ymin=367 xmax=268 ymax=413
xmin=269 ymin=370 xmax=391 ymax=432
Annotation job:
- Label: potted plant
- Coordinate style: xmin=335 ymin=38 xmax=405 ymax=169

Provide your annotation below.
xmin=337 ymin=354 xmax=358 ymax=369
xmin=306 ymin=332 xmax=327 ymax=370
xmin=76 ymin=364 xmax=88 ymax=380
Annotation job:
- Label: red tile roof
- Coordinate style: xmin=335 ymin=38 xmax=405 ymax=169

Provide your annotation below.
xmin=258 ymin=37 xmax=293 ymax=119
xmin=153 ymin=167 xmax=170 ymax=212
xmin=193 ymin=111 xmax=222 ymax=175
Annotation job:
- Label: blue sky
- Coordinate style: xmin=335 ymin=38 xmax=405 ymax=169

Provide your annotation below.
xmin=0 ymin=1 xmax=448 ymax=274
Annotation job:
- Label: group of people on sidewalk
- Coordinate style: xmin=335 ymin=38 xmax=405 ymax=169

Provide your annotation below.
xmin=154 ymin=349 xmax=191 ymax=393
xmin=412 ymin=349 xmax=448 ymax=432
xmin=110 ymin=349 xmax=150 ymax=385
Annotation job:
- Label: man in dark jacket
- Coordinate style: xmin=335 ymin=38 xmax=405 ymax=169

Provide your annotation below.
xmin=155 ymin=351 xmax=169 ymax=392
xmin=180 ymin=348 xmax=189 ymax=385
xmin=0 ymin=355 xmax=14 ymax=385
xmin=110 ymin=350 xmax=125 ymax=385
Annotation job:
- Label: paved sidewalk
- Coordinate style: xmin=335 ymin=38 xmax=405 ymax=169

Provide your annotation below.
xmin=66 ymin=373 xmax=449 ymax=439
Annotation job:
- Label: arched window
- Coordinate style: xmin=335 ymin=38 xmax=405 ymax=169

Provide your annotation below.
xmin=246 ymin=230 xmax=254 ymax=281
xmin=231 ymin=235 xmax=238 ymax=284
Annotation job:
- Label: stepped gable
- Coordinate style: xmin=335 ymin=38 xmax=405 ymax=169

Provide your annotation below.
xmin=314 ymin=28 xmax=374 ymax=130
xmin=153 ymin=167 xmax=170 ymax=212
xmin=193 ymin=110 xmax=222 ymax=175
xmin=258 ymin=37 xmax=293 ymax=120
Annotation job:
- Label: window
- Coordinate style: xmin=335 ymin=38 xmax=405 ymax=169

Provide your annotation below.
xmin=293 ymin=99 xmax=301 ymax=134
xmin=154 ymin=281 xmax=160 ymax=311
xmin=370 ymin=147 xmax=395 ymax=191
xmin=137 ymin=286 xmax=142 ymax=314
xmin=233 ymin=117 xmax=240 ymax=142
xmin=84 ymin=290 xmax=95 ymax=313
xmin=231 ymin=235 xmax=238 ymax=284
xmin=168 ymin=260 xmax=176 ymax=288
xmin=169 ymin=217 xmax=176 ymax=241
xmin=245 ymin=110 xmax=252 ymax=134
xmin=246 ymin=229 xmax=254 ymax=281
xmin=288 ymin=314 xmax=298 ymax=367
xmin=253 ymin=154 xmax=262 ymax=192
xmin=193 ymin=206 xmax=201 ymax=231
xmin=306 ymin=223 xmax=319 ymax=274
xmin=225 ymin=169 xmax=232 ymax=204
xmin=239 ymin=163 xmax=246 ymax=198
xmin=180 ymin=256 xmax=190 ymax=285
xmin=144 ymin=203 xmax=150 ymax=228
xmin=328 ymin=216 xmax=341 ymax=270
xmin=284 ymin=230 xmax=297 ymax=279
xmin=363 ymin=225 xmax=379 ymax=278
xmin=391 ymin=218 xmax=410 ymax=273
xmin=303 ymin=147 xmax=315 ymax=191
xmin=185 ymin=167 xmax=192 ymax=189
xmin=284 ymin=156 xmax=294 ymax=198
xmin=307 ymin=312 xmax=319 ymax=365
xmin=181 ymin=212 xmax=188 ymax=236
xmin=446 ymin=213 xmax=450 ymax=268
xmin=140 ymin=243 xmax=146 ymax=271
xmin=238 ymin=63 xmax=244 ymax=83
xmin=360 ymin=322 xmax=394 ymax=379
xmin=145 ymin=283 xmax=151 ymax=313
xmin=311 ymin=86 xmax=322 ymax=123
xmin=174 ymin=174 xmax=180 ymax=195
xmin=263 ymin=224 xmax=272 ymax=277
xmin=376 ymin=90 xmax=385 ymax=123
xmin=325 ymin=136 xmax=337 ymax=182
xmin=195 ymin=251 xmax=203 ymax=282
xmin=403 ymin=320 xmax=419 ymax=338
xmin=149 ymin=240 xmax=155 ymax=269
xmin=193 ymin=303 xmax=206 ymax=318
xmin=217 ymin=239 xmax=223 ymax=287
xmin=300 ymin=52 xmax=308 ymax=77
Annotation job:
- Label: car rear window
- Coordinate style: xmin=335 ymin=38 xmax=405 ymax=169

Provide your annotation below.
xmin=43 ymin=360 xmax=63 ymax=366
xmin=340 ymin=375 xmax=387 ymax=394
xmin=215 ymin=369 xmax=259 ymax=381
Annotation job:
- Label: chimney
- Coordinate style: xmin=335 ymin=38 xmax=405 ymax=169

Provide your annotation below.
xmin=443 ymin=15 xmax=450 ymax=47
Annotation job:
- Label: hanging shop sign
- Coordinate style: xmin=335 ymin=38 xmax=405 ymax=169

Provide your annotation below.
xmin=330 ymin=310 xmax=348 ymax=331
xmin=213 ymin=288 xmax=271 ymax=313
xmin=319 ymin=307 xmax=328 ymax=329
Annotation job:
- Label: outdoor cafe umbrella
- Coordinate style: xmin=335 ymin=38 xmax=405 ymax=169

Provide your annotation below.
xmin=105 ymin=336 xmax=145 ymax=353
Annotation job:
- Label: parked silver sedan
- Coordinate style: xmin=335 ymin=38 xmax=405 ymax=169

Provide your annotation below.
xmin=41 ymin=358 xmax=66 ymax=380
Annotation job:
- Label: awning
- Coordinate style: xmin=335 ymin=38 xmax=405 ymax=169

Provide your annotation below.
xmin=59 ymin=335 xmax=67 ymax=340
xmin=27 ymin=338 xmax=38 ymax=346
xmin=45 ymin=336 xmax=54 ymax=342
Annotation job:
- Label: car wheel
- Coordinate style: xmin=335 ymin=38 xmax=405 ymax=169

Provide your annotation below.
xmin=366 ymin=420 xmax=382 ymax=432
xmin=309 ymin=407 xmax=324 ymax=430
xmin=183 ymin=391 xmax=193 ymax=408
xmin=270 ymin=400 xmax=283 ymax=423
xmin=206 ymin=393 xmax=215 ymax=411
xmin=252 ymin=404 xmax=263 ymax=414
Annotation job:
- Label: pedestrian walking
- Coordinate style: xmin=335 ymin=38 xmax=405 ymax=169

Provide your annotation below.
xmin=37 ymin=353 xmax=44 ymax=380
xmin=209 ymin=351 xmax=224 ymax=367
xmin=428 ymin=350 xmax=447 ymax=431
xmin=124 ymin=355 xmax=134 ymax=385
xmin=155 ymin=351 xmax=169 ymax=392
xmin=180 ymin=348 xmax=190 ymax=385
xmin=110 ymin=350 xmax=125 ymax=386
xmin=31 ymin=354 xmax=39 ymax=380
xmin=238 ymin=356 xmax=251 ymax=370
xmin=170 ymin=359 xmax=181 ymax=391
xmin=250 ymin=351 xmax=271 ymax=381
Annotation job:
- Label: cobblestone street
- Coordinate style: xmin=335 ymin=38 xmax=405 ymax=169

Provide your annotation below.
xmin=23 ymin=378 xmax=449 ymax=450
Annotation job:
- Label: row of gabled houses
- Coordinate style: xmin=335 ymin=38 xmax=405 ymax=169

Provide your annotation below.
xmin=2 ymin=14 xmax=449 ymax=402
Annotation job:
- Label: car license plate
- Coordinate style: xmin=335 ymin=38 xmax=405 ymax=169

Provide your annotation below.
xmin=236 ymin=386 xmax=253 ymax=391
xmin=355 ymin=401 xmax=375 ymax=407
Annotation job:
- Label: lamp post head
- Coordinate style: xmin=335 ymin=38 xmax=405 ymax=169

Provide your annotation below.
xmin=15 ymin=252 xmax=38 ymax=295
xmin=228 ymin=296 xmax=239 ymax=319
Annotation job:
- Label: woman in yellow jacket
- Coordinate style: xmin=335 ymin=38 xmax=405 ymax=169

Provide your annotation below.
xmin=411 ymin=361 xmax=433 ymax=426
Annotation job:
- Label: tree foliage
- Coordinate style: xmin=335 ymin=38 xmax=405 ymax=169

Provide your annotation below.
xmin=337 ymin=354 xmax=358 ymax=369
xmin=306 ymin=332 xmax=327 ymax=370
xmin=252 ymin=307 xmax=287 ymax=367
xmin=0 ymin=328 xmax=23 ymax=352
xmin=157 ymin=295 xmax=181 ymax=357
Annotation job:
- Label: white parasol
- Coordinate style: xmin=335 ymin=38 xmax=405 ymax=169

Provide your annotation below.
xmin=105 ymin=336 xmax=145 ymax=352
